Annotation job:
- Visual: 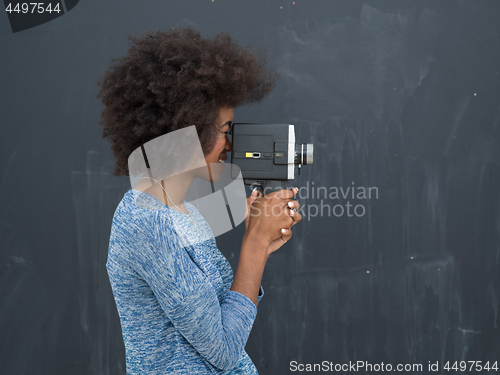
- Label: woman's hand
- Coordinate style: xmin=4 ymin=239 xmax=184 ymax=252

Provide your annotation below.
xmin=244 ymin=187 xmax=302 ymax=256
xmin=233 ymin=187 xmax=302 ymax=306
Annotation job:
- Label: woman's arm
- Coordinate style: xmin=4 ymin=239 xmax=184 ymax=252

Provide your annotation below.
xmin=230 ymin=231 xmax=269 ymax=306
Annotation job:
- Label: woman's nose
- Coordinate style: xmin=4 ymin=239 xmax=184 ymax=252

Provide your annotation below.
xmin=225 ymin=134 xmax=232 ymax=151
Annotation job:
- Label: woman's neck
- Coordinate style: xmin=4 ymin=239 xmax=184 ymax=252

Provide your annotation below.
xmin=134 ymin=172 xmax=195 ymax=212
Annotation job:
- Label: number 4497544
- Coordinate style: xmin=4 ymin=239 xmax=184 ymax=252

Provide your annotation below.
xmin=5 ymin=3 xmax=62 ymax=14
xmin=444 ymin=361 xmax=498 ymax=372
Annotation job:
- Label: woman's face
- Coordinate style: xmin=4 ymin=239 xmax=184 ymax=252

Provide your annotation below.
xmin=199 ymin=106 xmax=233 ymax=182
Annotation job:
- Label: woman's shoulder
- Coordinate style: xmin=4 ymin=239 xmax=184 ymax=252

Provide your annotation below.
xmin=112 ymin=189 xmax=177 ymax=234
xmin=113 ymin=190 xmax=215 ymax=245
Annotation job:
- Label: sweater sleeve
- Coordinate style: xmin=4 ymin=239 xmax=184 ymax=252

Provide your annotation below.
xmin=132 ymin=210 xmax=257 ymax=371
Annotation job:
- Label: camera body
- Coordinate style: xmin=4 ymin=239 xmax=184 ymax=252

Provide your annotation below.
xmin=230 ymin=123 xmax=313 ymax=191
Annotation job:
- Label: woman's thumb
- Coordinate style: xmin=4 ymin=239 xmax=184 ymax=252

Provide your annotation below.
xmin=248 ymin=188 xmax=259 ymax=205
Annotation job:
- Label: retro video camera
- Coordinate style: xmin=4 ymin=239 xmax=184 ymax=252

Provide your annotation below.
xmin=230 ymin=123 xmax=313 ymax=193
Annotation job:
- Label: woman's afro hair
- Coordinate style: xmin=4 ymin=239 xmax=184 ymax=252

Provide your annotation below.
xmin=96 ymin=26 xmax=282 ymax=176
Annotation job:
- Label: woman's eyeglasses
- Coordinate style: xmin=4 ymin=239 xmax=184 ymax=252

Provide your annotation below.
xmin=223 ymin=122 xmax=233 ymax=136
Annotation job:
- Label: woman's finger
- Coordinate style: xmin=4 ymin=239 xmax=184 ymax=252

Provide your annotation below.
xmin=245 ymin=189 xmax=259 ymax=213
xmin=247 ymin=188 xmax=262 ymax=206
xmin=286 ymin=200 xmax=301 ymax=211
xmin=290 ymin=212 xmax=302 ymax=226
xmin=286 ymin=209 xmax=302 ymax=226
xmin=280 ymin=228 xmax=293 ymax=242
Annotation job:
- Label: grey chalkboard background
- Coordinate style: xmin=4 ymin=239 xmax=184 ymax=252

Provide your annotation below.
xmin=1 ymin=0 xmax=499 ymax=373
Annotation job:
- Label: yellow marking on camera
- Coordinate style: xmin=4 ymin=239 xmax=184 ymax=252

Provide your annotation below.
xmin=246 ymin=152 xmax=253 ymax=157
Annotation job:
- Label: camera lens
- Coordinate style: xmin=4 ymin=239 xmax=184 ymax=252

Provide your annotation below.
xmin=295 ymin=143 xmax=314 ymax=165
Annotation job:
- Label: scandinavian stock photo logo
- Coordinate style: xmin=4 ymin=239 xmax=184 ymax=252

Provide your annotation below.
xmin=259 ymin=181 xmax=379 ymax=221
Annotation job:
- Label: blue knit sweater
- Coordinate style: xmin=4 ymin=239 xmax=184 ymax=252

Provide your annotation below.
xmin=106 ymin=189 xmax=263 ymax=374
